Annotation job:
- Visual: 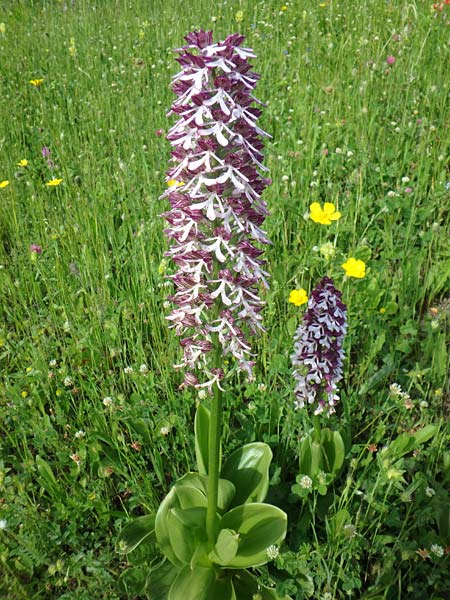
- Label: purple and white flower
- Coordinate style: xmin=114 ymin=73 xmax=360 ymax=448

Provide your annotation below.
xmin=161 ymin=31 xmax=271 ymax=390
xmin=291 ymin=277 xmax=347 ymax=416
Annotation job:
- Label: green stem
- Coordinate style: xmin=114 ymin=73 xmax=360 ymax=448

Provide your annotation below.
xmin=206 ymin=381 xmax=222 ymax=546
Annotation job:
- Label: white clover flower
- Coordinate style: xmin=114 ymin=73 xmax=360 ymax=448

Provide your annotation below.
xmin=425 ymin=487 xmax=435 ymax=498
xmin=160 ymin=426 xmax=170 ymax=436
xmin=63 ymin=376 xmax=73 ymax=388
xmin=431 ymin=544 xmax=444 ymax=557
xmin=139 ymin=364 xmax=149 ymax=374
xmin=102 ymin=396 xmax=113 ymax=407
xmin=123 ymin=366 xmax=133 ymax=374
xmin=0 ymin=519 xmax=7 ymax=530
xmin=74 ymin=430 xmax=86 ymax=439
xmin=49 ymin=359 xmax=57 ymax=367
xmin=299 ymin=475 xmax=313 ymax=490
xmin=265 ymin=544 xmax=279 ymax=560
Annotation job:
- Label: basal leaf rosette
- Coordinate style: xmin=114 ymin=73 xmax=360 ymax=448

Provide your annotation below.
xmin=161 ymin=30 xmax=271 ymax=391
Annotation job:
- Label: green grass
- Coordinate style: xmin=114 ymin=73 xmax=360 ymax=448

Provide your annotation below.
xmin=0 ymin=0 xmax=449 ymax=598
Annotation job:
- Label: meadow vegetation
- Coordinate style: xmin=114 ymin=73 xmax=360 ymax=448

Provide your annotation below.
xmin=0 ymin=0 xmax=449 ymax=598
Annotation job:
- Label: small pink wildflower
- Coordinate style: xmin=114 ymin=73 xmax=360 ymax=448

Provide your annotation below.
xmin=386 ymin=55 xmax=396 ymax=66
xmin=30 ymin=244 xmax=42 ymax=254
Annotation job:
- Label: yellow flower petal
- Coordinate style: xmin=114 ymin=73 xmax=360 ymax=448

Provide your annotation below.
xmin=29 ymin=78 xmax=44 ymax=86
xmin=45 ymin=178 xmax=63 ymax=186
xmin=18 ymin=159 xmax=28 ymax=167
xmin=342 ymin=257 xmax=366 ymax=278
xmin=0 ymin=180 xmax=10 ymax=188
xmin=309 ymin=202 xmax=341 ymax=225
xmin=289 ymin=289 xmax=309 ymax=306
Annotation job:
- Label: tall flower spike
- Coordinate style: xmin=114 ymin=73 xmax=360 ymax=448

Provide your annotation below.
xmin=291 ymin=277 xmax=347 ymax=416
xmin=161 ymin=30 xmax=271 ymax=391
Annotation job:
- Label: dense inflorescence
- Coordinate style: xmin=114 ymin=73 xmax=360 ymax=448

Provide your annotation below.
xmin=161 ymin=30 xmax=271 ymax=391
xmin=291 ymin=277 xmax=347 ymax=416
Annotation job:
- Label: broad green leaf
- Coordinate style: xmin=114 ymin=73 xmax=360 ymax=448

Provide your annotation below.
xmin=156 ymin=472 xmax=235 ymax=566
xmin=221 ymin=443 xmax=272 ymax=507
xmin=386 ymin=433 xmax=415 ymax=460
xmin=299 ymin=436 xmax=323 ymax=478
xmin=156 ymin=487 xmax=186 ymax=568
xmin=169 ymin=566 xmax=236 ymax=600
xmin=232 ymin=570 xmax=293 ymax=600
xmin=195 ymin=404 xmax=211 ymax=475
xmin=116 ymin=514 xmax=155 ymax=553
xmin=320 ymin=429 xmax=345 ymax=475
xmin=190 ymin=541 xmax=212 ymax=570
xmin=175 ymin=472 xmax=235 ymax=512
xmin=412 ymin=425 xmax=438 ymax=446
xmin=176 ymin=485 xmax=208 ymax=510
xmin=146 ymin=560 xmax=180 ymax=600
xmin=167 ymin=506 xmax=207 ymax=565
xmin=209 ymin=528 xmax=239 ymax=566
xmin=220 ymin=503 xmax=287 ymax=568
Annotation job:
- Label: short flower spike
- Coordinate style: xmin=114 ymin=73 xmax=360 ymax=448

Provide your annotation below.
xmin=291 ymin=277 xmax=347 ymax=416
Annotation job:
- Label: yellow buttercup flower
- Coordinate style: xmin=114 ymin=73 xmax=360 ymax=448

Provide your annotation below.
xmin=0 ymin=180 xmax=10 ymax=188
xmin=29 ymin=78 xmax=44 ymax=86
xmin=45 ymin=178 xmax=63 ymax=186
xmin=309 ymin=202 xmax=341 ymax=225
xmin=289 ymin=289 xmax=309 ymax=306
xmin=235 ymin=10 xmax=244 ymax=22
xmin=18 ymin=159 xmax=28 ymax=167
xmin=342 ymin=257 xmax=366 ymax=279
xmin=167 ymin=179 xmax=184 ymax=188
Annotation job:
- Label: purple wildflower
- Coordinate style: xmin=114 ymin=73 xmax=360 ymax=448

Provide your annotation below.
xmin=291 ymin=277 xmax=347 ymax=416
xmin=30 ymin=244 xmax=42 ymax=254
xmin=161 ymin=31 xmax=271 ymax=391
xmin=41 ymin=146 xmax=55 ymax=168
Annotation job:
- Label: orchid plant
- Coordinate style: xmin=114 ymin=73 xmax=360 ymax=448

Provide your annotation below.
xmin=118 ymin=31 xmax=290 ymax=600
xmin=291 ymin=277 xmax=348 ymax=491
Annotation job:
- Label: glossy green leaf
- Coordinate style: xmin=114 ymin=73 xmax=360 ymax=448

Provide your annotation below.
xmin=320 ymin=428 xmax=345 ymax=475
xmin=209 ymin=528 xmax=239 ymax=566
xmin=221 ymin=443 xmax=272 ymax=507
xmin=220 ymin=503 xmax=287 ymax=568
xmin=167 ymin=506 xmax=207 ymax=565
xmin=156 ymin=486 xmax=185 ymax=567
xmin=299 ymin=436 xmax=323 ymax=478
xmin=175 ymin=485 xmax=208 ymax=510
xmin=169 ymin=566 xmax=235 ymax=600
xmin=116 ymin=514 xmax=155 ymax=554
xmin=156 ymin=472 xmax=236 ymax=566
xmin=232 ymin=570 xmax=293 ymax=600
xmin=175 ymin=472 xmax=235 ymax=512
